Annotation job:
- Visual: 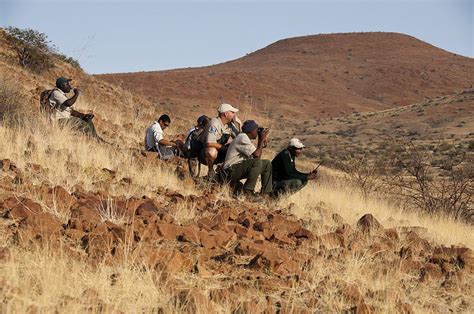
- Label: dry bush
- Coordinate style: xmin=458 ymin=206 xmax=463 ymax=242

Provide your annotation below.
xmin=339 ymin=154 xmax=386 ymax=198
xmin=0 ymin=77 xmax=35 ymax=126
xmin=337 ymin=136 xmax=473 ymax=222
xmin=386 ymin=138 xmax=473 ymax=222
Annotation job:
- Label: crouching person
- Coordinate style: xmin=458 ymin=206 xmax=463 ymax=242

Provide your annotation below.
xmin=271 ymin=138 xmax=318 ymax=197
xmin=49 ymin=76 xmax=103 ymax=141
xmin=144 ymin=114 xmax=183 ymax=160
xmin=221 ymin=120 xmax=272 ymax=198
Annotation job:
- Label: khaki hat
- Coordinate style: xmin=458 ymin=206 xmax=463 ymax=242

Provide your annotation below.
xmin=218 ymin=103 xmax=239 ymax=113
xmin=288 ymin=138 xmax=305 ymax=149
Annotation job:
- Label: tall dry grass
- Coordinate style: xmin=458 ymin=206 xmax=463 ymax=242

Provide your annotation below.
xmin=0 ymin=115 xmax=199 ymax=203
xmin=280 ymin=166 xmax=473 ymax=249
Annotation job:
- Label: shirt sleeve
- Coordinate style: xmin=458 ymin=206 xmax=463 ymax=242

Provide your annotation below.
xmin=50 ymin=90 xmax=68 ymax=107
xmin=152 ymin=125 xmax=164 ymax=147
xmin=205 ymin=122 xmax=219 ymax=144
xmin=236 ymin=135 xmax=256 ymax=157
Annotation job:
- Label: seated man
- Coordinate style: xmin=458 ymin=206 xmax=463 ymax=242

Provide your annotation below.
xmin=187 ymin=115 xmax=210 ymax=138
xmin=144 ymin=114 xmax=182 ymax=160
xmin=49 ymin=76 xmax=103 ymax=141
xmin=198 ymin=103 xmax=241 ymax=179
xmin=221 ymin=120 xmax=272 ymax=197
xmin=183 ymin=115 xmax=210 ymax=159
xmin=271 ymin=138 xmax=318 ymax=197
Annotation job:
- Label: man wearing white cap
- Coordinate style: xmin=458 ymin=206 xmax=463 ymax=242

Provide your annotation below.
xmin=198 ymin=103 xmax=241 ymax=179
xmin=271 ymin=138 xmax=318 ymax=196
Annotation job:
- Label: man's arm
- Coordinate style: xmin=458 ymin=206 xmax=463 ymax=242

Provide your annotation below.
xmin=252 ymin=129 xmax=269 ymax=159
xmin=159 ymin=139 xmax=177 ymax=147
xmin=70 ymin=109 xmax=86 ymax=118
xmin=61 ymin=89 xmax=81 ymax=108
xmin=280 ymin=152 xmax=309 ymax=181
xmin=206 ymin=142 xmax=223 ymax=150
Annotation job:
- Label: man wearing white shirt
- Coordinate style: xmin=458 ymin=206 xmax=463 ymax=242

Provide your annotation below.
xmin=222 ymin=120 xmax=272 ymax=196
xmin=48 ymin=76 xmax=103 ymax=141
xmin=144 ymin=114 xmax=181 ymax=160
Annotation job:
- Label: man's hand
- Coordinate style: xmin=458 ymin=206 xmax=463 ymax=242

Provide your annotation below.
xmin=308 ymin=170 xmax=318 ymax=180
xmin=258 ymin=128 xmax=270 ymax=141
xmin=73 ymin=88 xmax=82 ymax=95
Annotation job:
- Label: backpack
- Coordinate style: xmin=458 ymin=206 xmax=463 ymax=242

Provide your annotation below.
xmin=182 ymin=129 xmax=204 ymax=159
xmin=39 ymin=89 xmax=56 ymax=115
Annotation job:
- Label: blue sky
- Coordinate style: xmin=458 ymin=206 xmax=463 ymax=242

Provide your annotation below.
xmin=1 ymin=0 xmax=472 ymax=74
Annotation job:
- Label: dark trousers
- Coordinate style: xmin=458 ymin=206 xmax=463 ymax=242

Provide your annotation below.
xmin=224 ymin=159 xmax=273 ymax=194
xmin=273 ymin=179 xmax=307 ymax=197
xmin=59 ymin=117 xmax=99 ymax=138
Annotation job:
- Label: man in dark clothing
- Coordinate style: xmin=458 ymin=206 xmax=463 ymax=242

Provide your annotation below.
xmin=271 ymin=138 xmax=318 ymax=197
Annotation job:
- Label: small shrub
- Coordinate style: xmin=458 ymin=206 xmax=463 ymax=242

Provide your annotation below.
xmin=468 ymin=141 xmax=474 ymax=151
xmin=4 ymin=26 xmax=82 ymax=73
xmin=53 ymin=52 xmax=82 ymax=70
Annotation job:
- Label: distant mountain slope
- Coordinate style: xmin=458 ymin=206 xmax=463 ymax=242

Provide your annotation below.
xmin=96 ymin=32 xmax=474 ymax=120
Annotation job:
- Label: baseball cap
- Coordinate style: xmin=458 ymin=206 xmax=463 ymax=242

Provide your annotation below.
xmin=242 ymin=120 xmax=259 ymax=133
xmin=218 ymin=103 xmax=239 ymax=113
xmin=288 ymin=138 xmax=305 ymax=149
xmin=55 ymin=76 xmax=72 ymax=88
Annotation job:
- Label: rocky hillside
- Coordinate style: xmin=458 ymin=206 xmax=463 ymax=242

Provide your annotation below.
xmin=1 ymin=28 xmax=473 ymax=312
xmin=97 ymin=32 xmax=474 ymax=121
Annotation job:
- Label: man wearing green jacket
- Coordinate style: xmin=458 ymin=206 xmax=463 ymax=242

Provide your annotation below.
xmin=271 ymin=138 xmax=318 ymax=197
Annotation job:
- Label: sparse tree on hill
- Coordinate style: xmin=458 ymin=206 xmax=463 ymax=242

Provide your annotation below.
xmin=4 ymin=26 xmax=54 ymax=73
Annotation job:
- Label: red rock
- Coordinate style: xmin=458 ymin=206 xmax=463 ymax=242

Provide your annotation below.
xmin=356 ymin=214 xmax=383 ymax=235
xmin=23 ymin=212 xmax=63 ymax=237
xmin=65 ymin=228 xmax=86 ymax=241
xmin=70 ymin=206 xmax=101 ymax=222
xmin=420 ymin=262 xmax=444 ymax=282
xmin=196 ymin=217 xmax=213 ymax=230
xmin=198 ymin=230 xmax=233 ymax=249
xmin=234 ymin=225 xmax=248 ymax=237
xmin=3 ymin=197 xmax=42 ymax=219
xmin=135 ymin=201 xmax=159 ymax=216
xmin=290 ymin=227 xmax=314 ymax=240
xmin=157 ymin=223 xmax=199 ymax=242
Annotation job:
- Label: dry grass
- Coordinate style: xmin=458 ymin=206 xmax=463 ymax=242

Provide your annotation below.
xmin=0 ymin=115 xmax=199 ymax=201
xmin=281 ymin=167 xmax=473 ymax=249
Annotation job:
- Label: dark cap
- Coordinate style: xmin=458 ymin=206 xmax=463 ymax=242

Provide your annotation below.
xmin=242 ymin=120 xmax=259 ymax=133
xmin=197 ymin=115 xmax=209 ymax=125
xmin=55 ymin=76 xmax=72 ymax=88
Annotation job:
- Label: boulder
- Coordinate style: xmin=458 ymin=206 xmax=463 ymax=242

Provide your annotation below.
xmin=356 ymin=214 xmax=383 ymax=235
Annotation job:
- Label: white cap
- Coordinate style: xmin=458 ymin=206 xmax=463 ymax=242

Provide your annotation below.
xmin=218 ymin=103 xmax=239 ymax=113
xmin=288 ymin=138 xmax=305 ymax=149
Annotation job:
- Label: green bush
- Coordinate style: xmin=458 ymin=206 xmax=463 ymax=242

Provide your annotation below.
xmin=5 ymin=26 xmax=54 ymax=73
xmin=4 ymin=26 xmax=82 ymax=73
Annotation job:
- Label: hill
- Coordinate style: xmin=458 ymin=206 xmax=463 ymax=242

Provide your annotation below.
xmin=97 ymin=32 xmax=474 ymax=121
xmin=0 ymin=28 xmax=473 ymax=312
